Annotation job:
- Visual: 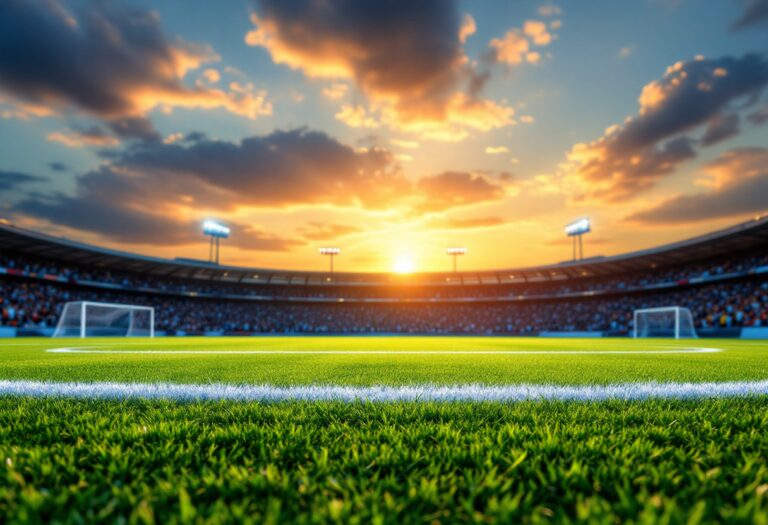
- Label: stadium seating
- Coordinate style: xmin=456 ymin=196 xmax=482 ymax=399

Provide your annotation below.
xmin=1 ymin=219 xmax=767 ymax=336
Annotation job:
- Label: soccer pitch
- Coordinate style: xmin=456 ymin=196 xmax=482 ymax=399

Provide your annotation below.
xmin=2 ymin=336 xmax=768 ymax=523
xmin=3 ymin=336 xmax=768 ymax=389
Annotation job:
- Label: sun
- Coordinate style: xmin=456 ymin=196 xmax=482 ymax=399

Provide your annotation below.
xmin=392 ymin=254 xmax=416 ymax=274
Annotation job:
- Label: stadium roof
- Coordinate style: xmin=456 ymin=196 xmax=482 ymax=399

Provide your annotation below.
xmin=2 ymin=215 xmax=768 ymax=286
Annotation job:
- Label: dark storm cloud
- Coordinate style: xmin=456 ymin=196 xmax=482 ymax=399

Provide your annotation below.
xmin=246 ymin=0 xmax=513 ymax=138
xmin=569 ymin=54 xmax=768 ymax=201
xmin=107 ymin=117 xmax=161 ymax=142
xmin=0 ymin=171 xmax=48 ymax=191
xmin=700 ymin=113 xmax=740 ymax=146
xmin=114 ymin=128 xmax=408 ymax=209
xmin=249 ymin=0 xmax=463 ymax=100
xmin=15 ymin=191 xmax=302 ymax=251
xmin=627 ymin=148 xmax=768 ymax=223
xmin=731 ymin=0 xmax=768 ymax=30
xmin=0 ymin=0 xmax=268 ymax=125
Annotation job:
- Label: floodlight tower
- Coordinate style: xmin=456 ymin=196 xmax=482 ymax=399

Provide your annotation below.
xmin=203 ymin=220 xmax=230 ymax=265
xmin=565 ymin=218 xmax=591 ymax=262
xmin=319 ymin=247 xmax=340 ymax=273
xmin=446 ymin=247 xmax=467 ymax=272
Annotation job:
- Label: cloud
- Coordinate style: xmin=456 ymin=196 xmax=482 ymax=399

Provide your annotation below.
xmin=0 ymin=0 xmax=271 ymax=127
xmin=731 ymin=0 xmax=768 ymax=31
xmin=563 ymin=54 xmax=768 ymax=202
xmin=335 ymin=105 xmax=380 ymax=128
xmin=47 ymin=127 xmax=120 ymax=148
xmin=0 ymin=171 xmax=47 ymax=191
xmin=15 ymin=128 xmax=513 ymax=249
xmin=700 ymin=113 xmax=740 ymax=146
xmin=459 ymin=14 xmax=477 ymax=43
xmin=488 ymin=19 xmax=556 ymax=67
xmin=322 ymin=83 xmax=348 ymax=101
xmin=93 ymin=128 xmax=408 ymax=210
xmin=246 ymin=0 xmax=514 ymax=140
xmin=15 ymin=193 xmax=301 ymax=250
xmin=485 ymin=146 xmax=510 ymax=154
xmin=627 ymin=147 xmax=768 ymax=223
xmin=414 ymin=171 xmax=508 ymax=212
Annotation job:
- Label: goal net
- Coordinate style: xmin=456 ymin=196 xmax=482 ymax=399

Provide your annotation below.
xmin=633 ymin=306 xmax=697 ymax=339
xmin=53 ymin=301 xmax=155 ymax=338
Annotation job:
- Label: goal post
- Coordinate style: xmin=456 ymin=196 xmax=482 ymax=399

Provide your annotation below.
xmin=633 ymin=306 xmax=697 ymax=339
xmin=53 ymin=301 xmax=155 ymax=338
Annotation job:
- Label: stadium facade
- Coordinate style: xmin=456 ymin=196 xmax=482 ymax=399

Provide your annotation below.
xmin=1 ymin=217 xmax=767 ymax=338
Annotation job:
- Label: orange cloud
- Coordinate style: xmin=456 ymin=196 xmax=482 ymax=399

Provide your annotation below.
xmin=459 ymin=14 xmax=477 ymax=43
xmin=246 ymin=1 xmax=514 ymax=141
xmin=47 ymin=129 xmax=119 ymax=148
xmin=489 ymin=20 xmax=556 ymax=66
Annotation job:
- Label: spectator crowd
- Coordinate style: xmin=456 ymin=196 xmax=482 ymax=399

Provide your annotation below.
xmin=2 ymin=273 xmax=767 ymax=334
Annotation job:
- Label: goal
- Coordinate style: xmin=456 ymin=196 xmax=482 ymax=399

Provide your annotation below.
xmin=633 ymin=306 xmax=697 ymax=339
xmin=52 ymin=301 xmax=155 ymax=338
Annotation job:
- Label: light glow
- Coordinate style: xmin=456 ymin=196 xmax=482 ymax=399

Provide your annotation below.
xmin=393 ymin=254 xmax=416 ymax=274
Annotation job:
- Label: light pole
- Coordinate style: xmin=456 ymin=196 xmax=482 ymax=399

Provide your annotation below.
xmin=203 ymin=220 xmax=230 ymax=265
xmin=565 ymin=218 xmax=591 ymax=262
xmin=446 ymin=247 xmax=467 ymax=272
xmin=319 ymin=247 xmax=340 ymax=273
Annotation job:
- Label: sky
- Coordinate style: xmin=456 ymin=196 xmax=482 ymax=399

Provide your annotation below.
xmin=1 ymin=0 xmax=767 ymax=274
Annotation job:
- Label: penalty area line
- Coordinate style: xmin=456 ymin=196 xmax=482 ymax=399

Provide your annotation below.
xmin=0 ymin=379 xmax=765 ymax=402
xmin=45 ymin=347 xmax=724 ymax=355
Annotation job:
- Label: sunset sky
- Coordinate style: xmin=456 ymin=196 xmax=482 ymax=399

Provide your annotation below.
xmin=1 ymin=0 xmax=767 ymax=273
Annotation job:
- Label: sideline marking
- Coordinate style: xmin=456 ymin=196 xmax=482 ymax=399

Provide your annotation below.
xmin=46 ymin=346 xmax=723 ymax=355
xmin=0 ymin=378 xmax=763 ymax=402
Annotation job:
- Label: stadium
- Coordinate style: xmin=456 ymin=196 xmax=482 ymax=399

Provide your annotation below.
xmin=2 ymin=217 xmax=768 ymax=339
xmin=3 ymin=0 xmax=768 ymax=522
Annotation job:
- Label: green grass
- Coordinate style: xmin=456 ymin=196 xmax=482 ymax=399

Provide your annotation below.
xmin=1 ymin=336 xmax=767 ymax=385
xmin=1 ymin=336 xmax=768 ymax=523
xmin=1 ymin=398 xmax=767 ymax=524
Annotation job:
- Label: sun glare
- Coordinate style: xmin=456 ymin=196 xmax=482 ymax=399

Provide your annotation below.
xmin=393 ymin=254 xmax=416 ymax=274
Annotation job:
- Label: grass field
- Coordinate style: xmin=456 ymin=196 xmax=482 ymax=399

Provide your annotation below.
xmin=2 ymin=336 xmax=768 ymax=386
xmin=1 ymin=336 xmax=768 ymax=523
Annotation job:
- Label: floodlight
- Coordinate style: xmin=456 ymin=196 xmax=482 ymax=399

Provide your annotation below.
xmin=446 ymin=247 xmax=467 ymax=272
xmin=319 ymin=247 xmax=340 ymax=273
xmin=565 ymin=218 xmax=590 ymax=237
xmin=565 ymin=218 xmax=591 ymax=262
xmin=203 ymin=220 xmax=230 ymax=239
xmin=203 ymin=220 xmax=230 ymax=265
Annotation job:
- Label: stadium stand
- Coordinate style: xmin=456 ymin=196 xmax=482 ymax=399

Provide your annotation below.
xmin=1 ymin=217 xmax=768 ymax=337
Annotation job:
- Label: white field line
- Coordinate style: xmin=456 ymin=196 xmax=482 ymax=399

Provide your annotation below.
xmin=46 ymin=347 xmax=723 ymax=355
xmin=0 ymin=379 xmax=766 ymax=402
